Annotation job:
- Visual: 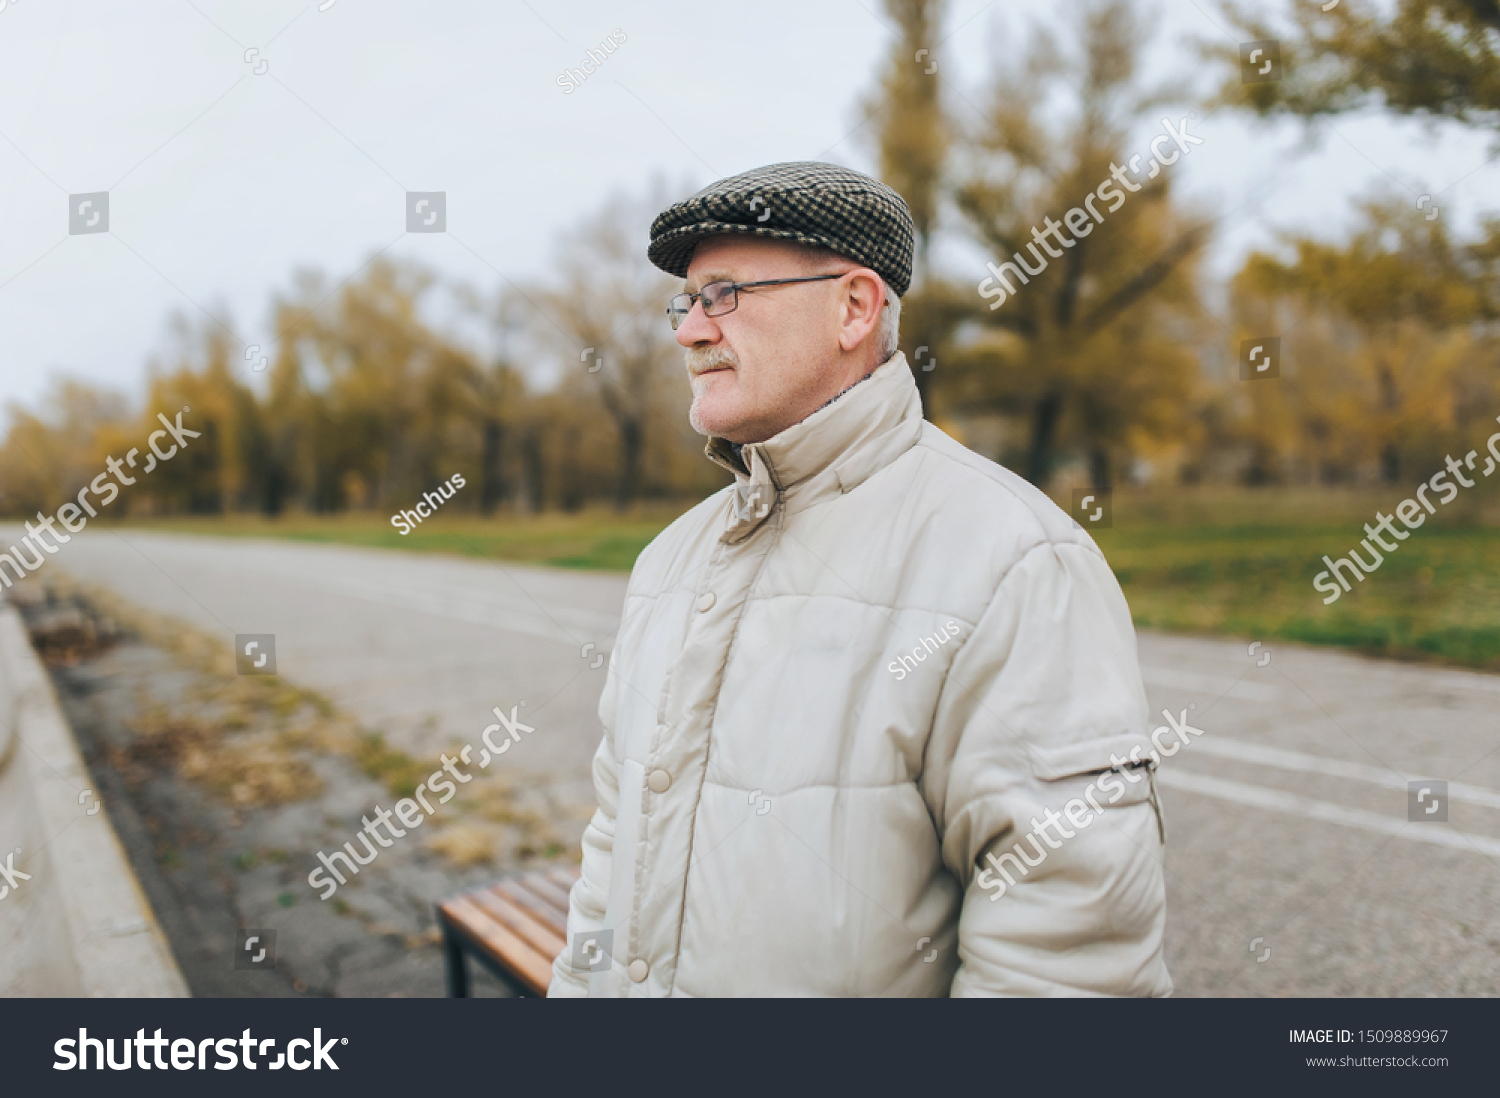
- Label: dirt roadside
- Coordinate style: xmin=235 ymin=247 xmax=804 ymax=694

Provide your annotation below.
xmin=8 ymin=574 xmax=581 ymax=997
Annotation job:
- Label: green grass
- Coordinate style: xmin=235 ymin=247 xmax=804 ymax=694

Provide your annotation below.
xmin=115 ymin=486 xmax=1500 ymax=673
xmin=352 ymin=731 xmax=439 ymax=799
xmin=1096 ymin=487 xmax=1500 ymax=672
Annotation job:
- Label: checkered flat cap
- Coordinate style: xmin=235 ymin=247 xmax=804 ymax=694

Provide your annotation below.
xmin=647 ymin=161 xmax=915 ymax=297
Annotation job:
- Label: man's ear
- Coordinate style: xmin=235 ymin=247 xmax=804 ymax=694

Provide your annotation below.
xmin=836 ymin=269 xmax=885 ymax=354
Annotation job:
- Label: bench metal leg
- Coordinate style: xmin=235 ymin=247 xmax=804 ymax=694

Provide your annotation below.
xmin=443 ymin=925 xmax=470 ymax=998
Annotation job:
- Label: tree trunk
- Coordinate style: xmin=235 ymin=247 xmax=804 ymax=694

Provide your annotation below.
xmin=1377 ymin=356 xmax=1401 ymax=484
xmin=1381 ymin=441 xmax=1400 ymax=484
xmin=480 ymin=419 xmax=505 ymax=514
xmin=520 ymin=427 xmax=544 ymax=514
xmin=189 ymin=420 xmax=223 ymax=514
xmin=1088 ymin=445 xmax=1111 ymax=492
xmin=560 ymin=427 xmax=584 ymax=512
xmin=616 ymin=416 xmax=643 ymax=512
xmin=261 ymin=456 xmax=288 ymax=516
xmin=1025 ymin=391 xmax=1063 ymax=486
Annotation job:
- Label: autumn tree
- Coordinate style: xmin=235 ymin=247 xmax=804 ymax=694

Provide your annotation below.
xmin=948 ymin=0 xmax=1211 ymax=489
xmin=137 ymin=311 xmax=272 ymax=515
xmin=524 ymin=187 xmax=699 ymax=511
xmin=1208 ymin=0 xmax=1500 ymax=129
xmin=862 ymin=0 xmax=951 ymax=409
xmin=1224 ymin=194 xmax=1500 ymax=484
xmin=265 ymin=258 xmax=486 ymax=513
xmin=0 ymin=379 xmax=130 ymax=517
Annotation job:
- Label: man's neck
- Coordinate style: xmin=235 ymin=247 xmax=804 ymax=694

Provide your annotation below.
xmin=729 ymin=364 xmax=876 ymax=459
xmin=730 ymin=362 xmax=881 ymax=459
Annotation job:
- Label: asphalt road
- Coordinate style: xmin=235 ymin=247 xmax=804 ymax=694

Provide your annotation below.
xmin=24 ymin=528 xmax=625 ymax=815
xmin=15 ymin=526 xmax=1500 ymax=996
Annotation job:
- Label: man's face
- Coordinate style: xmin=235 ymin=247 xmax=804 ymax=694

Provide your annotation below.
xmin=676 ymin=237 xmax=852 ymax=444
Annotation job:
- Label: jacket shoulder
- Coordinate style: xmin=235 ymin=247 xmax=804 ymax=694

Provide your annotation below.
xmin=904 ymin=423 xmax=1100 ymax=559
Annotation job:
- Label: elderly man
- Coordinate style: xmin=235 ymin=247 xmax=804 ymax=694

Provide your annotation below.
xmin=549 ymin=162 xmax=1172 ymax=997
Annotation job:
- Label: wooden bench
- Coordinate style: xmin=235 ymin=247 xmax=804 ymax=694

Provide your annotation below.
xmin=437 ymin=866 xmax=580 ymax=997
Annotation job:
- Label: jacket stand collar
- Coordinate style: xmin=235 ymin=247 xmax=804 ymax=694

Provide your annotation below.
xmin=704 ymin=350 xmax=924 ymax=543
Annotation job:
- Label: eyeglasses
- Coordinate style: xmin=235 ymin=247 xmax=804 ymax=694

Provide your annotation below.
xmin=666 ymin=274 xmax=844 ymax=331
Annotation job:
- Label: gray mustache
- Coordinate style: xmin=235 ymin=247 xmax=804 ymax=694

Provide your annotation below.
xmin=687 ymin=347 xmax=739 ymax=375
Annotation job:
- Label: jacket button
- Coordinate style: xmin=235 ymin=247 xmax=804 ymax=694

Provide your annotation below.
xmin=628 ymin=959 xmax=649 ymax=982
xmin=695 ymin=591 xmax=716 ymax=612
xmin=648 ymin=769 xmax=672 ymax=793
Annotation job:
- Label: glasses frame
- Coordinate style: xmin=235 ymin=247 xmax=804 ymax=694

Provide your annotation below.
xmin=667 ymin=273 xmax=844 ymax=331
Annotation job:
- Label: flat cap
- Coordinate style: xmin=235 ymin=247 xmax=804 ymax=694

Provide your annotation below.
xmin=647 ymin=161 xmax=915 ymax=297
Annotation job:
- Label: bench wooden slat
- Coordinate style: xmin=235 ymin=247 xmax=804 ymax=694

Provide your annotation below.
xmin=467 ymin=886 xmax=566 ymax=959
xmin=514 ymin=871 xmax=574 ymax=914
xmin=438 ymin=866 xmax=585 ymax=997
xmin=508 ymin=877 xmax=571 ymax=923
xmin=495 ymin=878 xmax=569 ymax=932
xmin=546 ymin=866 xmax=582 ymax=894
xmin=438 ymin=895 xmax=556 ymax=996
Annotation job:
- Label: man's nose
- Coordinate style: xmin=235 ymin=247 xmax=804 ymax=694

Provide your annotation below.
xmin=675 ymin=301 xmax=720 ymax=348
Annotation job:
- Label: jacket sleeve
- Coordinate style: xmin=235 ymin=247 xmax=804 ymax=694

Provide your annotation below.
xmin=923 ymin=539 xmax=1173 ymax=998
xmin=547 ymin=692 xmax=620 ymax=996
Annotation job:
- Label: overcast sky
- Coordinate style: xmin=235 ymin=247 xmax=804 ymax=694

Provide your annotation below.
xmin=2 ymin=0 xmax=1498 ymax=414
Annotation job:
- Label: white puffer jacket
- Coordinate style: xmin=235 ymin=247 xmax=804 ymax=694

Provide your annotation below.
xmin=550 ymin=352 xmax=1172 ymax=997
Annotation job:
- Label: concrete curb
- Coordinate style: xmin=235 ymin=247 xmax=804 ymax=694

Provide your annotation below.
xmin=0 ymin=593 xmax=188 ymax=997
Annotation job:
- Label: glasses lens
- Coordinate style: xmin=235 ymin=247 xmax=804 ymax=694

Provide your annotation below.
xmin=667 ymin=294 xmax=692 ymax=330
xmin=699 ymin=281 xmax=736 ymax=318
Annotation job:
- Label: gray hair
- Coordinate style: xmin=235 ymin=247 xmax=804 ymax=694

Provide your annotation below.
xmin=877 ymin=283 xmax=901 ymax=362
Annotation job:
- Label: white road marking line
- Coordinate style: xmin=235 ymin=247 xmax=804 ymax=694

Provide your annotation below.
xmin=1159 ymin=768 xmax=1500 ymax=859
xmin=1188 ymin=737 xmax=1500 ymax=810
xmin=1141 ymin=665 xmax=1281 ymax=701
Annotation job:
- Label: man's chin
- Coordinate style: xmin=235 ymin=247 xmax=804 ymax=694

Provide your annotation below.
xmin=688 ymin=394 xmax=746 ymax=440
xmin=689 ymin=374 xmax=740 ymax=436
